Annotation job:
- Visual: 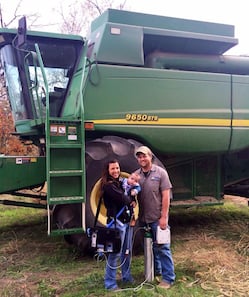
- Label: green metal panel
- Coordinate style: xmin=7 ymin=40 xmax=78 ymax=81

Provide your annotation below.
xmin=167 ymin=161 xmax=193 ymax=200
xmin=223 ymin=149 xmax=249 ymax=185
xmin=194 ymin=156 xmax=221 ymax=198
xmin=145 ymin=52 xmax=249 ymax=75
xmin=91 ymin=9 xmax=235 ymax=38
xmin=89 ymin=9 xmax=237 ymax=66
xmin=49 ymin=176 xmax=82 ymax=200
xmin=50 ymin=148 xmax=82 ymax=170
xmin=0 ymin=156 xmax=46 ymax=193
xmin=166 ymin=155 xmax=222 ymax=202
xmin=0 ymin=27 xmax=84 ymax=45
xmin=89 ymin=23 xmax=144 ymax=65
xmin=84 ymin=64 xmax=234 ymax=153
xmin=61 ymin=66 xmax=86 ymax=118
xmin=230 ymin=75 xmax=249 ymax=151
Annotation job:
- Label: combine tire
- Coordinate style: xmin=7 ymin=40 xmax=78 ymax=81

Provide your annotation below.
xmin=54 ymin=136 xmax=164 ymax=254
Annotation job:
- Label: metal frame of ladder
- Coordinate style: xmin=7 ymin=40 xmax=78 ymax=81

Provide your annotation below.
xmin=46 ymin=117 xmax=85 ymax=236
xmin=35 ymin=43 xmax=87 ymax=236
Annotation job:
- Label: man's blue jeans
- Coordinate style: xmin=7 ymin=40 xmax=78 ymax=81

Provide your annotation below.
xmin=143 ymin=221 xmax=175 ymax=284
xmin=104 ymin=222 xmax=133 ymax=290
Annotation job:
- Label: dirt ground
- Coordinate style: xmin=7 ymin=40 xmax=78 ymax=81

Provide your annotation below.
xmin=224 ymin=195 xmax=249 ymax=206
xmin=0 ymin=195 xmax=248 ymax=296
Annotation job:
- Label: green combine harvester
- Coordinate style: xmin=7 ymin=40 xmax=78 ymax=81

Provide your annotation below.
xmin=0 ymin=9 xmax=248 ymax=251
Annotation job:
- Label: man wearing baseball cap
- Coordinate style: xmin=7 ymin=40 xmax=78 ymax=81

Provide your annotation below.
xmin=135 ymin=146 xmax=153 ymax=157
xmin=134 ymin=145 xmax=175 ymax=289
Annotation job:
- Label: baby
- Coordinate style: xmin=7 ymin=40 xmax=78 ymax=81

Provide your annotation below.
xmin=122 ymin=172 xmax=141 ymax=227
xmin=122 ymin=172 xmax=141 ymax=197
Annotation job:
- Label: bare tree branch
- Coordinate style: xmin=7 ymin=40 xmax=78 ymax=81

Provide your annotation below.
xmin=2 ymin=0 xmax=22 ymax=27
xmin=0 ymin=0 xmax=40 ymax=29
xmin=57 ymin=0 xmax=129 ymax=35
xmin=0 ymin=3 xmax=3 ymax=28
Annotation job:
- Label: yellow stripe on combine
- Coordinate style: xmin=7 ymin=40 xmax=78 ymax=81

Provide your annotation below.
xmin=232 ymin=119 xmax=249 ymax=127
xmin=92 ymin=118 xmax=235 ymax=126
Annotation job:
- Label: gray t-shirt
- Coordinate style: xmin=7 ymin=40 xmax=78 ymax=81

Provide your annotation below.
xmin=135 ymin=164 xmax=172 ymax=223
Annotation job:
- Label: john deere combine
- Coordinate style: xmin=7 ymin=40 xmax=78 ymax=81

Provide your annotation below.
xmin=0 ymin=9 xmax=248 ymax=251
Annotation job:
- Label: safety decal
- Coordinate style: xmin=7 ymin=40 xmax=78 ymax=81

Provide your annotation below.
xmin=68 ymin=126 xmax=77 ymax=140
xmin=16 ymin=157 xmax=37 ymax=164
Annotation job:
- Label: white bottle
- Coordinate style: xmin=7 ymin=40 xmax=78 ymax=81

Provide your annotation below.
xmin=91 ymin=232 xmax=97 ymax=247
xmin=156 ymin=226 xmax=171 ymax=244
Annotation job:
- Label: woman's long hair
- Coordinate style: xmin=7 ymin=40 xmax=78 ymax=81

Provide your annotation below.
xmin=100 ymin=159 xmax=120 ymax=189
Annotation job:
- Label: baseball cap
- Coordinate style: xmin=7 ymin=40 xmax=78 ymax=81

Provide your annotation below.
xmin=135 ymin=146 xmax=152 ymax=157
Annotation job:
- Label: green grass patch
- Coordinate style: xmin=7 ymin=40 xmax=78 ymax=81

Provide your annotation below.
xmin=0 ymin=200 xmax=248 ymax=296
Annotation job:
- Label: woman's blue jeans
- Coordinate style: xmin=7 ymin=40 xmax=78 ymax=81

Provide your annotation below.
xmin=104 ymin=222 xmax=133 ymax=290
xmin=144 ymin=221 xmax=175 ymax=284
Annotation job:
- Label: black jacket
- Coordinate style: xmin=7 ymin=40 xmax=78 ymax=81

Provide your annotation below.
xmin=103 ymin=177 xmax=132 ymax=223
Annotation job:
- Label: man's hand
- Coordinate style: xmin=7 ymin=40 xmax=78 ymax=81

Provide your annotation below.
xmin=159 ymin=216 xmax=167 ymax=230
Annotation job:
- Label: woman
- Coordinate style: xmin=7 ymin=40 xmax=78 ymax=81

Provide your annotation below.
xmin=101 ymin=159 xmax=135 ymax=291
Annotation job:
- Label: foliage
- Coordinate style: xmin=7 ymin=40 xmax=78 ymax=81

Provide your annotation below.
xmin=0 ymin=75 xmax=24 ymax=155
xmin=0 ymin=75 xmax=38 ymax=155
xmin=0 ymin=95 xmax=14 ymax=154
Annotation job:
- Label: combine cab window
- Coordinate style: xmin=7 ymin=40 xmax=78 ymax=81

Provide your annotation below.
xmin=1 ymin=45 xmax=27 ymax=121
xmin=0 ymin=37 xmax=82 ymax=121
xmin=29 ymin=65 xmax=69 ymax=118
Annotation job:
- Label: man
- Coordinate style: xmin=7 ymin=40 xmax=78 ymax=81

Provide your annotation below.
xmin=134 ymin=146 xmax=175 ymax=289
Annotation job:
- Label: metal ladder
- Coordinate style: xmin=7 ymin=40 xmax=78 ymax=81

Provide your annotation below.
xmin=34 ymin=43 xmax=87 ymax=236
xmin=46 ymin=116 xmax=85 ymax=236
xmin=38 ymin=57 xmax=87 ymax=237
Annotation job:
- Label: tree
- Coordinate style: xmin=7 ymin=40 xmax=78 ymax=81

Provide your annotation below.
xmin=0 ymin=1 xmax=39 ymax=155
xmin=58 ymin=0 xmax=129 ymax=35
xmin=0 ymin=69 xmax=39 ymax=155
xmin=0 ymin=76 xmax=13 ymax=153
xmin=0 ymin=1 xmax=32 ymax=155
xmin=0 ymin=0 xmax=39 ymax=29
xmin=0 ymin=73 xmax=29 ymax=155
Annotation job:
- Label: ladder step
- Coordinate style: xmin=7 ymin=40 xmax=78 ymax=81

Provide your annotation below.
xmin=49 ymin=117 xmax=82 ymax=124
xmin=49 ymin=227 xmax=84 ymax=236
xmin=50 ymin=144 xmax=82 ymax=148
xmin=49 ymin=170 xmax=83 ymax=176
xmin=49 ymin=196 xmax=84 ymax=204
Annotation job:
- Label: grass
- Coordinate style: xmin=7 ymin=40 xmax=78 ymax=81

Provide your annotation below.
xmin=0 ymin=196 xmax=248 ymax=296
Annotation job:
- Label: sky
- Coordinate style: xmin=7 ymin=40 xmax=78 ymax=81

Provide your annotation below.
xmin=1 ymin=0 xmax=248 ymax=55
